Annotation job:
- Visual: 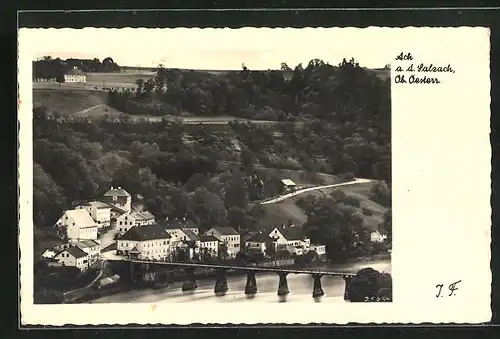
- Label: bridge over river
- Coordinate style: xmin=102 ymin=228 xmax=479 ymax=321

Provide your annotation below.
xmin=111 ymin=259 xmax=357 ymax=299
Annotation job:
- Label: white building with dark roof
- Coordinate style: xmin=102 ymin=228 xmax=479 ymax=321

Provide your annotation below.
xmin=199 ymin=235 xmax=219 ymax=258
xmin=64 ymin=66 xmax=86 ymax=83
xmin=268 ymin=225 xmax=311 ymax=255
xmin=116 ymin=210 xmax=157 ymax=235
xmin=116 ymin=224 xmax=172 ymax=261
xmin=76 ymin=201 xmax=111 ymax=228
xmin=102 ymin=186 xmax=132 ymax=213
xmin=163 ymin=217 xmax=199 ymax=248
xmin=205 ymin=227 xmax=240 ymax=258
xmin=244 ymin=233 xmax=269 ymax=254
xmin=54 ymin=246 xmax=90 ymax=271
xmin=54 ymin=209 xmax=98 ymax=240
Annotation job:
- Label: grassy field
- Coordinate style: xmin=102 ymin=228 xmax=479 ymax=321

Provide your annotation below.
xmin=257 ymin=180 xmax=388 ymax=230
xmin=33 ymin=89 xmax=112 ymax=115
xmin=85 ymin=72 xmax=155 ymax=87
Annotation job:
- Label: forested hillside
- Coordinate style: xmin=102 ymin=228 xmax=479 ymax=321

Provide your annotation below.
xmin=33 ymin=58 xmax=391 ymax=261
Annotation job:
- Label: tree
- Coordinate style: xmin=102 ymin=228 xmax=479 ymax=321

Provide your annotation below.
xmin=346 ymin=268 xmax=392 ymax=302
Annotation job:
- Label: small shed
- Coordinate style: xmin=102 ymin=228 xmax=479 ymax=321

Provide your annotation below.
xmin=280 ymin=179 xmax=297 ymax=193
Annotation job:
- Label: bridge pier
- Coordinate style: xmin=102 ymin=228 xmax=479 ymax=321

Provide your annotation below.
xmin=182 ymin=267 xmax=198 ymax=291
xmin=277 ymin=272 xmax=289 ymax=296
xmin=214 ymin=268 xmax=228 ymax=294
xmin=245 ymin=271 xmax=258 ymax=295
xmin=343 ymin=276 xmax=353 ymax=301
xmin=312 ymin=274 xmax=324 ymax=298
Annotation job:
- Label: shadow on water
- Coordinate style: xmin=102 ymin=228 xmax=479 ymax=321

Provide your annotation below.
xmin=245 ymin=294 xmax=256 ymax=300
xmin=278 ymin=295 xmax=288 ymax=303
xmin=313 ymin=296 xmax=323 ymax=303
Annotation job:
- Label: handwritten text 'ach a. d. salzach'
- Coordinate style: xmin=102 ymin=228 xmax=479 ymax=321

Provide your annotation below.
xmin=393 ymin=52 xmax=455 ymax=84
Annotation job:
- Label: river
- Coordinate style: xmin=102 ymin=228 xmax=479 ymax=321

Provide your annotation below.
xmin=91 ymin=259 xmax=391 ymax=304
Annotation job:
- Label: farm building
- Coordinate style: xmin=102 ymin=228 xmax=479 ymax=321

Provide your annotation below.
xmin=280 ymin=179 xmax=297 ymax=193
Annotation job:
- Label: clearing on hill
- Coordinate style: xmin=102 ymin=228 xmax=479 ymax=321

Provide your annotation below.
xmin=257 ymin=180 xmax=389 ymax=230
xmin=33 ymin=89 xmax=124 ymax=118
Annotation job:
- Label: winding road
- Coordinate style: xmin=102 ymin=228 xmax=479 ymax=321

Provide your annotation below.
xmin=260 ymin=178 xmax=373 ymax=205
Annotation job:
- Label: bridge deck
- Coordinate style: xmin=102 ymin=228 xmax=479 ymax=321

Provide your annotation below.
xmin=120 ymin=259 xmax=356 ymax=277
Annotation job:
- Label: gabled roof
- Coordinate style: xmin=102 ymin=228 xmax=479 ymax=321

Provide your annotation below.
xmin=103 ymin=202 xmax=127 ymax=214
xmin=281 ymin=179 xmax=296 ymax=186
xmin=59 ymin=246 xmax=88 ymax=259
xmin=246 ymin=233 xmax=270 ymax=243
xmin=200 ymin=235 xmax=219 ymax=243
xmin=163 ymin=218 xmax=197 ymax=230
xmin=120 ymin=224 xmax=171 ymax=241
xmin=272 ymin=226 xmax=305 ymax=241
xmin=211 ymin=227 xmax=239 ymax=236
xmin=182 ymin=229 xmax=199 ymax=241
xmin=129 ymin=246 xmax=141 ymax=253
xmin=65 ymin=67 xmax=85 ymax=75
xmin=65 ymin=209 xmax=97 ymax=229
xmin=104 ymin=187 xmax=131 ymax=197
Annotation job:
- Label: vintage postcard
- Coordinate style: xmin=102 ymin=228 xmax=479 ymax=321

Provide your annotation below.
xmin=18 ymin=26 xmax=491 ymax=325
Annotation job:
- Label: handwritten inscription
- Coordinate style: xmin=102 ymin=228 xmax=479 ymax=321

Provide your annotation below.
xmin=436 ymin=280 xmax=461 ymax=298
xmin=393 ymin=52 xmax=455 ymax=84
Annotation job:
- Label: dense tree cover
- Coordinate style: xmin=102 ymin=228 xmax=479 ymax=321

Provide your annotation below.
xmin=297 ymin=191 xmax=391 ymax=263
xmin=33 ymin=56 xmax=120 ymax=81
xmin=346 ymin=267 xmax=393 ymax=302
xmin=107 ymin=59 xmax=391 ymax=182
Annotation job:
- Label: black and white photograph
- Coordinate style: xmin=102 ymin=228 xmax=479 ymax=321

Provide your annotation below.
xmin=19 ymin=26 xmax=491 ymax=325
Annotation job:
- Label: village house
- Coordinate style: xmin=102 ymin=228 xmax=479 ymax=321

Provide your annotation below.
xmin=205 ymin=227 xmax=241 ymax=258
xmin=163 ymin=217 xmax=199 ymax=248
xmin=105 ymin=203 xmax=127 ymax=224
xmin=46 ymin=239 xmax=101 ymax=264
xmin=116 ymin=223 xmax=172 ymax=261
xmin=53 ymin=246 xmax=90 ymax=271
xmin=370 ymin=229 xmax=388 ymax=243
xmin=76 ymin=201 xmax=111 ymax=228
xmin=309 ymin=244 xmax=327 ymax=257
xmin=268 ymin=225 xmax=311 ymax=255
xmin=199 ymin=235 xmax=219 ymax=259
xmin=244 ymin=233 xmax=269 ymax=254
xmin=70 ymin=239 xmax=101 ymax=264
xmin=101 ymin=186 xmax=132 ymax=214
xmin=179 ymin=229 xmax=201 ymax=259
xmin=54 ymin=209 xmax=98 ymax=240
xmin=115 ymin=210 xmax=156 ymax=235
xmin=64 ymin=66 xmax=86 ymax=83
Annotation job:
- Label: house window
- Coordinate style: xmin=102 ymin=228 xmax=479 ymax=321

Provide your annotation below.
xmin=113 ymin=196 xmax=117 ymax=201
xmin=125 ymin=216 xmax=128 ymax=220
xmin=119 ymin=221 xmax=122 ymax=225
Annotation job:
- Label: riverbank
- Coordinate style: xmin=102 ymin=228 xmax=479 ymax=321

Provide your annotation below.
xmin=69 ymin=255 xmax=391 ymax=303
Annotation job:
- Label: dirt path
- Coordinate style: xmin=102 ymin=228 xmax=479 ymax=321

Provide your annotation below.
xmin=260 ymin=178 xmax=373 ymax=205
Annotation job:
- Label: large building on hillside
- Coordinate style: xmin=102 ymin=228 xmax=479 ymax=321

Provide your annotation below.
xmin=54 ymin=209 xmax=98 ymax=240
xmin=205 ymin=227 xmax=240 ymax=258
xmin=64 ymin=66 xmax=86 ymax=83
xmin=101 ymin=187 xmax=132 ymax=213
xmin=116 ymin=210 xmax=156 ymax=235
xmin=116 ymin=223 xmax=172 ymax=261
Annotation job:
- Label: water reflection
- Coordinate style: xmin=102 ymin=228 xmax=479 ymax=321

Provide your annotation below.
xmin=93 ymin=259 xmax=391 ymax=303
